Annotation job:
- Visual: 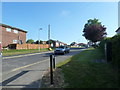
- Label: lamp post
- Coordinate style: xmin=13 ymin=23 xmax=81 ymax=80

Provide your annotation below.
xmin=38 ymin=28 xmax=42 ymax=52
xmin=48 ymin=24 xmax=50 ymax=48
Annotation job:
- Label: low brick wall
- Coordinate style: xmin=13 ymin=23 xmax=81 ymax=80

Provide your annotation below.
xmin=15 ymin=44 xmax=49 ymax=49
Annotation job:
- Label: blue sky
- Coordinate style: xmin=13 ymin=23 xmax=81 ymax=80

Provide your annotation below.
xmin=2 ymin=2 xmax=118 ymax=44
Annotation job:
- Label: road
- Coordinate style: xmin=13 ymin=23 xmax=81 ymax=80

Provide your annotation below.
xmin=1 ymin=48 xmax=84 ymax=89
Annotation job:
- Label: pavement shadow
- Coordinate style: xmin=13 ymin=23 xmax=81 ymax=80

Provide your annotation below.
xmin=1 ymin=69 xmax=48 ymax=90
xmin=2 ymin=71 xmax=29 ymax=86
xmin=2 ymin=76 xmax=42 ymax=90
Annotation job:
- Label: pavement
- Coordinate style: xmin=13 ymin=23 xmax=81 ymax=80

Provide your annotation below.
xmin=2 ymin=58 xmax=49 ymax=89
xmin=2 ymin=51 xmax=53 ymax=90
xmin=1 ymin=48 xmax=83 ymax=90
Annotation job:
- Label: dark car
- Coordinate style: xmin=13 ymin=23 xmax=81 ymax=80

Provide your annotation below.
xmin=54 ymin=46 xmax=70 ymax=55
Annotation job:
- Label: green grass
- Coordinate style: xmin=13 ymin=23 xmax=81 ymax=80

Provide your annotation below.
xmin=2 ymin=48 xmax=49 ymax=56
xmin=57 ymin=48 xmax=119 ymax=88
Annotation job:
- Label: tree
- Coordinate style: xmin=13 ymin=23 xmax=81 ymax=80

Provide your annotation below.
xmin=83 ymin=18 xmax=107 ymax=43
xmin=84 ymin=18 xmax=101 ymax=28
xmin=35 ymin=40 xmax=43 ymax=44
xmin=70 ymin=42 xmax=76 ymax=46
xmin=26 ymin=39 xmax=34 ymax=44
xmin=46 ymin=40 xmax=53 ymax=44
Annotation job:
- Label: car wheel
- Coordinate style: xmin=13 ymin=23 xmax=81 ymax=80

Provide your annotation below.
xmin=63 ymin=52 xmax=65 ymax=55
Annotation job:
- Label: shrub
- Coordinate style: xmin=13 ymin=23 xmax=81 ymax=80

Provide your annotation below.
xmin=111 ymin=34 xmax=120 ymax=69
xmin=98 ymin=35 xmax=120 ymax=69
xmin=98 ymin=37 xmax=112 ymax=54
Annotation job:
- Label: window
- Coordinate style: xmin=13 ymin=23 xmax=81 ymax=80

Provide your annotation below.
xmin=19 ymin=40 xmax=23 ymax=44
xmin=6 ymin=28 xmax=11 ymax=32
xmin=13 ymin=40 xmax=18 ymax=43
xmin=13 ymin=30 xmax=18 ymax=34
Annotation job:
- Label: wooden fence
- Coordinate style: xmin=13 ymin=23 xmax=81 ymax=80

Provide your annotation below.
xmin=9 ymin=44 xmax=49 ymax=49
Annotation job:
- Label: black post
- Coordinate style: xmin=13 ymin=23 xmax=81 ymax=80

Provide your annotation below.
xmin=53 ymin=54 xmax=55 ymax=69
xmin=105 ymin=42 xmax=112 ymax=62
xmin=50 ymin=55 xmax=53 ymax=84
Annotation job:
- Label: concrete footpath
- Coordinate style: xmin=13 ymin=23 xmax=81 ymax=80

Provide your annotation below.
xmin=2 ymin=48 xmax=82 ymax=89
xmin=2 ymin=51 xmax=53 ymax=89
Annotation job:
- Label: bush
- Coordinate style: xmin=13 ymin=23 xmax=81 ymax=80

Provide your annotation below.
xmin=111 ymin=34 xmax=120 ymax=68
xmin=98 ymin=34 xmax=120 ymax=69
xmin=98 ymin=37 xmax=112 ymax=54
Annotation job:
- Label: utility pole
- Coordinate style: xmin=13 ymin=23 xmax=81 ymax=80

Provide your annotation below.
xmin=48 ymin=24 xmax=50 ymax=48
xmin=38 ymin=28 xmax=42 ymax=52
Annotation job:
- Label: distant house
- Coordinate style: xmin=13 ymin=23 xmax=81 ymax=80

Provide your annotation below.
xmin=49 ymin=39 xmax=67 ymax=48
xmin=0 ymin=24 xmax=27 ymax=47
xmin=78 ymin=43 xmax=87 ymax=47
xmin=116 ymin=27 xmax=120 ymax=34
xmin=42 ymin=41 xmax=47 ymax=44
xmin=56 ymin=40 xmax=67 ymax=46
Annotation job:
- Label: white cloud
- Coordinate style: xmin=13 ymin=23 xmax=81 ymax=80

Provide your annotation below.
xmin=61 ymin=10 xmax=71 ymax=16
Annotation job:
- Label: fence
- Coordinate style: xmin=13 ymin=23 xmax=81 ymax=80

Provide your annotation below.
xmin=9 ymin=44 xmax=49 ymax=49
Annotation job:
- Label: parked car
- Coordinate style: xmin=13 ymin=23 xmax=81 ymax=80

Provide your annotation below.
xmin=54 ymin=45 xmax=70 ymax=55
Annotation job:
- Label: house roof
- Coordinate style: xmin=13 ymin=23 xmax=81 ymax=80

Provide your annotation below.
xmin=56 ymin=40 xmax=67 ymax=45
xmin=116 ymin=27 xmax=120 ymax=32
xmin=0 ymin=23 xmax=27 ymax=33
xmin=49 ymin=39 xmax=67 ymax=45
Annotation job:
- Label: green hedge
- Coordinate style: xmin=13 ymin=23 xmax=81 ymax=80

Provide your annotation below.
xmin=99 ymin=34 xmax=120 ymax=69
xmin=98 ymin=37 xmax=112 ymax=55
xmin=111 ymin=34 xmax=120 ymax=68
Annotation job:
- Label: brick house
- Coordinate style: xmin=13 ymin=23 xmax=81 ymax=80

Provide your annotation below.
xmin=0 ymin=24 xmax=27 ymax=47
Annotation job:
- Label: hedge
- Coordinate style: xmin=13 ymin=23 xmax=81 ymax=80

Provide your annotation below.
xmin=111 ymin=34 xmax=120 ymax=69
xmin=99 ymin=34 xmax=120 ymax=69
xmin=98 ymin=37 xmax=112 ymax=55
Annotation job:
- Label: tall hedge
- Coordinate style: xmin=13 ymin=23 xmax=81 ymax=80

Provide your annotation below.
xmin=111 ymin=34 xmax=120 ymax=69
xmin=99 ymin=34 xmax=120 ymax=69
xmin=98 ymin=37 xmax=112 ymax=55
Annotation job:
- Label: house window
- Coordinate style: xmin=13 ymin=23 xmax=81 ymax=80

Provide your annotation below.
xmin=6 ymin=28 xmax=11 ymax=32
xmin=19 ymin=40 xmax=23 ymax=44
xmin=13 ymin=30 xmax=18 ymax=34
xmin=13 ymin=40 xmax=18 ymax=43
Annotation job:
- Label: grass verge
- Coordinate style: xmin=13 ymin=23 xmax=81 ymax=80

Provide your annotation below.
xmin=2 ymin=48 xmax=49 ymax=56
xmin=57 ymin=48 xmax=119 ymax=88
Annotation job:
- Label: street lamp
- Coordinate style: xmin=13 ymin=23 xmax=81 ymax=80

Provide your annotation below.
xmin=48 ymin=24 xmax=50 ymax=48
xmin=38 ymin=28 xmax=42 ymax=52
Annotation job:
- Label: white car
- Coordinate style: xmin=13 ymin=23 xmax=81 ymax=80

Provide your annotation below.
xmin=54 ymin=46 xmax=70 ymax=55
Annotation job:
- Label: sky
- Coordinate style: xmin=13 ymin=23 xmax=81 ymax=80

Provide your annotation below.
xmin=118 ymin=1 xmax=120 ymax=27
xmin=1 ymin=2 xmax=118 ymax=44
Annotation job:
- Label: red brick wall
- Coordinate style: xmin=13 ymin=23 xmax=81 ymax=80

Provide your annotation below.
xmin=16 ymin=44 xmax=49 ymax=49
xmin=1 ymin=26 xmax=26 ymax=47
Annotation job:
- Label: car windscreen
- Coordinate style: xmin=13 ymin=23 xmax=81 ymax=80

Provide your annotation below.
xmin=58 ymin=46 xmax=65 ymax=48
